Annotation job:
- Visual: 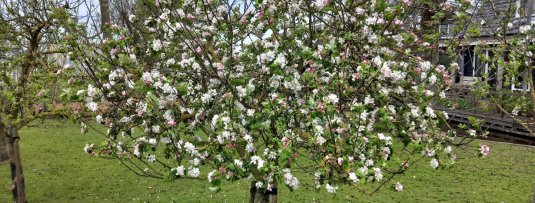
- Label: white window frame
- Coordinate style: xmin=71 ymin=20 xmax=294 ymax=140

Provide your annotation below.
xmin=441 ymin=24 xmax=453 ymax=37
xmin=465 ymin=49 xmax=491 ymax=78
xmin=12 ymin=69 xmax=19 ymax=83
xmin=511 ymin=74 xmax=531 ymax=91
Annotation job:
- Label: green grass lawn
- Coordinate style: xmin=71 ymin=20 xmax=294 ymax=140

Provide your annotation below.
xmin=0 ymin=120 xmax=534 ymax=202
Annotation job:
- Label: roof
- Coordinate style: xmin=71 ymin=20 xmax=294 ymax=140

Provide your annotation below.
xmin=474 ymin=0 xmax=527 ymax=36
xmin=441 ymin=0 xmax=532 ymax=38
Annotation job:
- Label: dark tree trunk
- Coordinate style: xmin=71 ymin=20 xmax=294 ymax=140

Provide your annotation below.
xmin=99 ymin=0 xmax=112 ymax=39
xmin=249 ymin=182 xmax=277 ymax=203
xmin=532 ymin=183 xmax=535 ymax=203
xmin=5 ymin=125 xmax=25 ymax=203
xmin=0 ymin=124 xmax=9 ymax=162
xmin=420 ymin=1 xmax=439 ymax=63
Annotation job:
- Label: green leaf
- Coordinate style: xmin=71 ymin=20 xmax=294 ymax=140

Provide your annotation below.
xmin=209 ymin=186 xmax=220 ymax=192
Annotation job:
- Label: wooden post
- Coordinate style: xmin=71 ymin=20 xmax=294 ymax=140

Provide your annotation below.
xmin=526 ymin=0 xmax=534 ymax=35
xmin=6 ymin=125 xmax=25 ymax=203
xmin=522 ymin=69 xmax=529 ymax=92
xmin=496 ymin=56 xmax=504 ymax=91
xmin=249 ymin=182 xmax=277 ymax=203
xmin=459 ymin=51 xmax=465 ymax=86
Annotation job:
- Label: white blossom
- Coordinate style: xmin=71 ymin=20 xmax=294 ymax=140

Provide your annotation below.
xmin=326 ymin=94 xmax=339 ymax=104
xmin=348 ymin=172 xmax=359 ymax=183
xmin=129 ymin=14 xmax=136 ymax=22
xmin=148 ymin=138 xmax=157 ymax=146
xmin=250 ymin=155 xmax=265 ymax=169
xmin=429 ymin=74 xmax=437 ymax=84
xmin=326 ymin=184 xmax=338 ymax=193
xmin=207 ymin=170 xmax=217 ymax=182
xmin=430 ymin=159 xmax=439 ymax=169
xmin=151 ymin=125 xmax=161 ymax=133
xmin=175 ymin=165 xmax=185 ymax=176
xmin=395 ymin=182 xmax=403 ymax=192
xmin=283 ymin=169 xmax=299 ymax=190
xmin=83 ymin=143 xmax=94 ymax=154
xmin=520 ymin=25 xmax=532 ymax=33
xmin=255 ymin=181 xmax=264 ymax=189
xmin=152 ymin=39 xmax=163 ymax=51
xmin=234 ymin=159 xmax=243 ymax=169
xmin=87 ymin=84 xmax=98 ymax=98
xmin=468 ymin=129 xmax=477 ymax=137
xmin=96 ymin=115 xmax=103 ymax=123
xmin=86 ymin=102 xmax=98 ymax=112
xmin=316 ymin=135 xmax=327 ymax=145
xmin=445 ymin=146 xmax=452 ymax=154
xmin=184 ymin=142 xmax=197 ymax=155
xmin=374 ymin=168 xmax=383 ymax=181
xmin=146 ymin=154 xmax=156 ymax=162
xmin=364 ymin=95 xmax=374 ymax=105
xmin=188 ymin=167 xmax=200 ymax=178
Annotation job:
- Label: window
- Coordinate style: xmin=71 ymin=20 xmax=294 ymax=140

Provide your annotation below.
xmin=462 ymin=48 xmax=474 ymax=77
xmin=439 ymin=24 xmax=453 ymax=37
xmin=438 ymin=52 xmax=453 ymax=67
xmin=511 ymin=71 xmax=531 ymax=91
xmin=461 ymin=47 xmax=492 ymax=78
xmin=475 ymin=50 xmax=492 ymax=77
xmin=486 ymin=51 xmax=497 ymax=86
xmin=12 ymin=69 xmax=18 ymax=83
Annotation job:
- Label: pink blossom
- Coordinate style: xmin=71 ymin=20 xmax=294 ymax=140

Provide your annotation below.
xmin=414 ymin=67 xmax=421 ymax=74
xmin=258 ymin=10 xmax=264 ymax=19
xmin=480 ymin=145 xmax=490 ymax=157
xmin=281 ymin=137 xmax=290 ymax=148
xmin=317 ymin=102 xmax=326 ymax=112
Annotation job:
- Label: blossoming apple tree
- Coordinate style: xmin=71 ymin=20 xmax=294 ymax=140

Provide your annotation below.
xmin=66 ymin=0 xmax=485 ymax=201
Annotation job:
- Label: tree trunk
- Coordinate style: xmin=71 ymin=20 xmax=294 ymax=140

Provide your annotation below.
xmin=419 ymin=1 xmax=438 ymax=63
xmin=0 ymin=124 xmax=9 ymax=162
xmin=99 ymin=0 xmax=112 ymax=40
xmin=532 ymin=183 xmax=535 ymax=203
xmin=5 ymin=126 xmax=25 ymax=203
xmin=249 ymin=182 xmax=277 ymax=203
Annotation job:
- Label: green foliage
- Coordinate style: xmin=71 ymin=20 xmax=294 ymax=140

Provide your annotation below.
xmin=0 ymin=1 xmax=76 ymax=128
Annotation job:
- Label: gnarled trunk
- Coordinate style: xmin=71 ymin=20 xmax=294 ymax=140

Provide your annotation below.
xmin=5 ymin=125 xmax=25 ymax=203
xmin=249 ymin=182 xmax=277 ymax=203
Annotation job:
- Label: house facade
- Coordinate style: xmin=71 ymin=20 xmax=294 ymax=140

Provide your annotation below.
xmin=439 ymin=0 xmax=535 ymax=92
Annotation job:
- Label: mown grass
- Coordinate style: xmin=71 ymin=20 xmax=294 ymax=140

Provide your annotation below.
xmin=0 ymin=120 xmax=533 ymax=202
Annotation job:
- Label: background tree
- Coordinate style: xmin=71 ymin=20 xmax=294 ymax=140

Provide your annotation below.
xmin=0 ymin=1 xmax=77 ymax=202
